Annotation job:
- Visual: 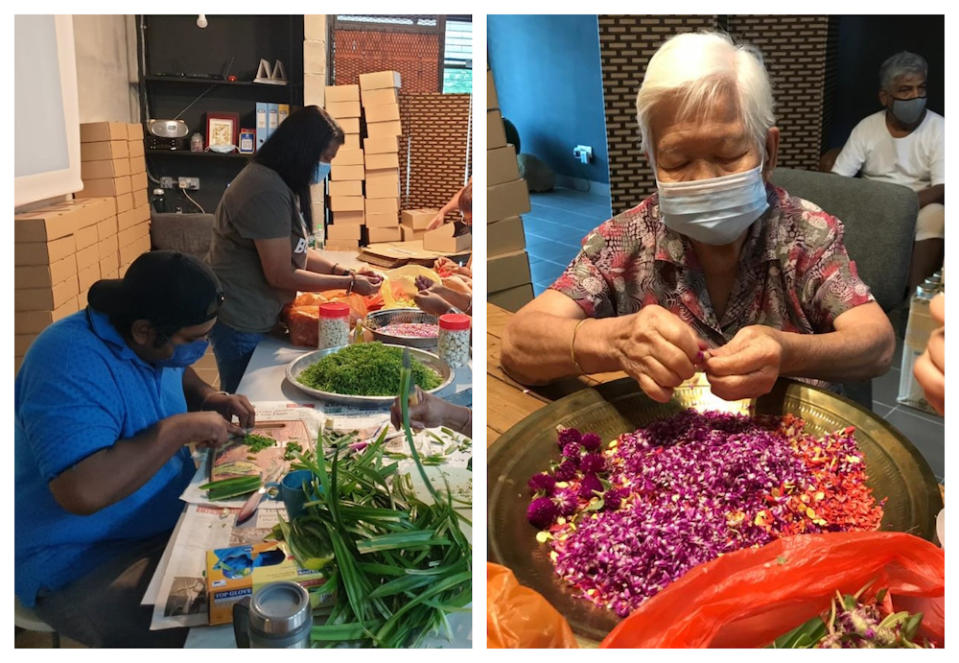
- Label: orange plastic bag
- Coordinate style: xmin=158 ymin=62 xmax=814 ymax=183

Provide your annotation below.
xmin=601 ymin=531 xmax=944 ymax=648
xmin=487 ymin=563 xmax=578 ymax=649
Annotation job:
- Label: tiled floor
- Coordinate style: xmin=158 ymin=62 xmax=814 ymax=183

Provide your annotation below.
xmin=522 ymin=187 xmax=944 ymax=482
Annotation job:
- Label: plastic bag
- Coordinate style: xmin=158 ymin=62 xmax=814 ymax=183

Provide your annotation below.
xmin=381 ymin=265 xmax=441 ymax=309
xmin=282 ymin=291 xmax=372 ymax=347
xmin=487 ymin=563 xmax=578 ymax=648
xmin=601 ymin=531 xmax=944 ymax=648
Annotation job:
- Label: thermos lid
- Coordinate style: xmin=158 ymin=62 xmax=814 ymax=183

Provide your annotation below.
xmin=249 ymin=581 xmax=311 ymax=636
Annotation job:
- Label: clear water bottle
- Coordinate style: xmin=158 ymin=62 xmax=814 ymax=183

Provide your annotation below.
xmin=897 ymin=278 xmax=940 ymax=412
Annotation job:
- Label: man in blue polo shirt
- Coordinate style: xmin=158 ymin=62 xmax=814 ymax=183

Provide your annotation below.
xmin=15 ymin=251 xmax=256 ymax=647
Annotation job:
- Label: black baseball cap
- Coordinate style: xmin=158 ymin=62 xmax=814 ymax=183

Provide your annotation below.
xmin=88 ymin=250 xmax=223 ymax=330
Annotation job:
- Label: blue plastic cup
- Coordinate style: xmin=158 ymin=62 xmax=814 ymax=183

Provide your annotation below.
xmin=280 ymin=470 xmax=316 ymax=520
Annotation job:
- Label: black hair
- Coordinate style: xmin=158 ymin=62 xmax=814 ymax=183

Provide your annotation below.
xmin=253 ymin=105 xmax=345 ymax=232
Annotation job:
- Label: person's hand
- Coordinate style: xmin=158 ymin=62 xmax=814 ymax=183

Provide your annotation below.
xmin=356 ymin=267 xmax=384 ymax=286
xmin=703 ymin=325 xmax=783 ymax=401
xmin=612 ymin=305 xmax=705 ymax=403
xmin=390 ymin=386 xmax=465 ymax=431
xmin=914 ymin=293 xmax=944 ymax=415
xmin=427 ymin=211 xmax=448 ymax=231
xmin=415 ymin=275 xmax=439 ymax=291
xmin=165 ymin=411 xmax=244 ymax=449
xmin=352 ymin=274 xmax=382 ymax=296
xmin=201 ymin=391 xmax=256 ymax=429
xmin=414 ymin=290 xmax=453 ymax=316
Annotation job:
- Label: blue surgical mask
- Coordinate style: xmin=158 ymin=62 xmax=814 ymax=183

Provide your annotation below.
xmin=156 ymin=338 xmax=210 ymax=368
xmin=311 ymin=162 xmax=331 ymax=185
xmin=891 ymin=96 xmax=926 ymax=126
xmin=656 ymin=162 xmax=769 ymax=246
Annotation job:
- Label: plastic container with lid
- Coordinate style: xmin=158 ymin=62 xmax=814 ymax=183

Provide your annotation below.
xmin=437 ymin=313 xmax=471 ymax=368
xmin=897 ymin=279 xmax=939 ymax=411
xmin=318 ymin=302 xmax=351 ymax=349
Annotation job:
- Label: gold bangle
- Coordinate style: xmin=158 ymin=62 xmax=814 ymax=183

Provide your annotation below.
xmin=570 ymin=318 xmax=588 ymax=375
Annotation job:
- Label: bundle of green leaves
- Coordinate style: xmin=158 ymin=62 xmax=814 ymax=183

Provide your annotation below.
xmin=297 ymin=343 xmax=442 ymax=396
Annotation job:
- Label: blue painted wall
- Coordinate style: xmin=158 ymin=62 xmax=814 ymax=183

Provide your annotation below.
xmin=488 ymin=15 xmax=610 ymax=184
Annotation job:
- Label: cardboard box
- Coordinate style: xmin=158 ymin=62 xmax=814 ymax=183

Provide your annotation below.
xmin=488 ymin=110 xmax=507 ymax=150
xmin=75 ymin=244 xmax=99 ymax=271
xmin=400 ymin=208 xmax=439 ymax=231
xmin=127 ymin=122 xmax=144 ymax=141
xmin=119 ymin=234 xmax=151 ymax=265
xmin=364 ymin=103 xmax=400 ymax=123
xmin=359 ymin=70 xmax=401 ymax=90
xmin=77 ymin=176 xmax=131 ymax=199
xmin=365 ymin=169 xmax=400 ymax=199
xmin=366 ymin=120 xmax=402 ymax=139
xmin=118 ymin=221 xmax=150 ymax=249
xmin=130 ymin=171 xmax=148 ymax=193
xmin=303 ymin=74 xmax=325 ymax=105
xmin=15 ymin=334 xmax=40 ymax=357
xmin=400 ymin=221 xmax=427 ymax=242
xmin=423 ymin=225 xmax=472 ymax=254
xmin=487 ymin=69 xmax=499 ymax=110
xmin=304 ymin=14 xmax=325 ymax=39
xmin=100 ymin=254 xmax=119 ymax=279
xmin=327 ymin=223 xmax=363 ymax=241
xmin=205 ymin=541 xmax=330 ymax=626
xmin=98 ymin=236 xmax=119 ymax=261
xmin=115 ymin=192 xmax=134 ymax=214
xmin=15 ymin=255 xmax=78 ymax=290
xmin=326 ymin=101 xmax=362 ymax=119
xmin=81 ymin=157 xmax=130 ymax=180
xmin=129 ymin=155 xmax=147 ymax=175
xmin=488 ymin=144 xmax=520 ymax=186
xmin=132 ymin=189 xmax=148 ymax=209
xmin=15 ymin=235 xmax=76 ymax=266
xmin=80 ymin=121 xmax=127 ymax=143
xmin=14 ymin=198 xmax=111 ymax=243
xmin=329 ymin=180 xmax=363 ymax=197
xmin=75 ymin=224 xmax=99 ymax=250
xmin=330 ymin=148 xmax=364 ymax=166
xmin=366 ymin=212 xmax=398 ymax=228
xmin=128 ymin=140 xmax=144 ymax=157
xmin=337 ymin=117 xmax=361 ymax=134
xmin=303 ymin=39 xmax=325 ymax=74
xmin=97 ymin=216 xmax=118 ymax=241
xmin=365 ymin=152 xmax=399 ymax=170
xmin=487 ymin=250 xmax=532 ymax=293
xmin=364 ymin=135 xmax=398 ymax=155
xmin=361 ymin=87 xmax=398 ymax=107
xmin=14 ymin=297 xmax=79 ymax=334
xmin=134 ymin=203 xmax=152 ymax=223
xmin=331 ymin=210 xmax=364 ymax=225
xmin=488 ymin=178 xmax=531 ymax=222
xmin=331 ymin=164 xmax=365 ymax=181
xmin=325 ymin=84 xmax=360 ymax=103
xmin=77 ymin=262 xmax=100 ymax=292
xmin=366 ymin=197 xmax=400 ymax=217
xmin=343 ymin=133 xmax=361 ymax=150
xmin=366 ymin=226 xmax=402 ymax=244
xmin=15 ymin=275 xmax=79 ymax=311
xmin=489 ymin=282 xmax=535 ymax=313
xmin=80 ymin=140 xmax=128 ymax=161
xmin=325 ymin=239 xmax=360 ymax=252
xmin=329 ymin=196 xmax=365 ymax=213
xmin=117 ymin=207 xmax=141 ymax=232
xmin=488 ymin=216 xmax=527 ymax=258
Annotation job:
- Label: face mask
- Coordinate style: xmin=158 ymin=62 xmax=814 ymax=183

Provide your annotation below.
xmin=156 ymin=338 xmax=210 ymax=368
xmin=656 ymin=162 xmax=769 ymax=246
xmin=311 ymin=162 xmax=331 ymax=185
xmin=890 ymin=96 xmax=926 ymax=125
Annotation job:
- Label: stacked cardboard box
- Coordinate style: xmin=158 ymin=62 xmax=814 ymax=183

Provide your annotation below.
xmin=360 ymin=71 xmax=403 ymax=245
xmin=14 ymin=197 xmax=118 ymax=370
xmin=303 ymin=19 xmax=328 ymax=245
xmin=325 ymin=85 xmax=365 ymax=251
xmin=486 ymin=69 xmax=533 ymax=311
xmin=78 ymin=122 xmax=151 ymax=280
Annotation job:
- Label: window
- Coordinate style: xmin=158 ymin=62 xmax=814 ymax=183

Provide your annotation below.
xmin=443 ymin=19 xmax=472 ymax=94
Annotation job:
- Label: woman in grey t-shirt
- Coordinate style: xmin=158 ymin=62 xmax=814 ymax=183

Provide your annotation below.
xmin=207 ymin=106 xmax=382 ymax=392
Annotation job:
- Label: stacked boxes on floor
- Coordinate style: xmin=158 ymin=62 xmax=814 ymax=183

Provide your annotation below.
xmin=360 ymin=71 xmax=403 ymax=245
xmin=303 ymin=16 xmax=330 ymax=247
xmin=77 ymin=122 xmax=151 ymax=280
xmin=14 ymin=197 xmax=117 ymax=372
xmin=486 ymin=69 xmax=534 ymax=312
xmin=325 ymin=84 xmax=365 ymax=252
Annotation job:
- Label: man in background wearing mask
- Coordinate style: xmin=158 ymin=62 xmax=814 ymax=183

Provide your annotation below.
xmin=831 ymin=51 xmax=944 ymax=290
xmin=502 ymin=31 xmax=895 ymax=404
xmin=15 ymin=250 xmax=254 ymax=646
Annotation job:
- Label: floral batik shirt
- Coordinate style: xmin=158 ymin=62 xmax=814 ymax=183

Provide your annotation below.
xmin=550 ymin=184 xmax=874 ymax=349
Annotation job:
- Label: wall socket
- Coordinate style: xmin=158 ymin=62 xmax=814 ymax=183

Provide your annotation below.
xmin=178 ymin=177 xmax=200 ymax=190
xmin=159 ymin=176 xmax=175 ymax=189
xmin=573 ymin=145 xmax=593 ymax=164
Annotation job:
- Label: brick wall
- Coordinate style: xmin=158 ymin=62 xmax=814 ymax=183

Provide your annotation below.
xmin=333 ymin=29 xmax=440 ymax=92
xmin=398 ymin=93 xmax=472 ymax=214
xmin=598 ymin=15 xmax=830 ymax=215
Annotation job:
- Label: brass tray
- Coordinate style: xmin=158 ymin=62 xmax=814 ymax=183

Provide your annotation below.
xmin=486 ymin=377 xmax=942 ymax=643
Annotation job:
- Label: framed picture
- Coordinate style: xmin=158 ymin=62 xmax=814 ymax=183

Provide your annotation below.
xmin=205 ymin=112 xmax=239 ymax=150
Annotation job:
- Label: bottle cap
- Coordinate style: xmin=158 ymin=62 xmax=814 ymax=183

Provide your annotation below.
xmin=439 ymin=313 xmax=471 ymax=331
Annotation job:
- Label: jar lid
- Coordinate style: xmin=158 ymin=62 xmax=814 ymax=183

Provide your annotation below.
xmin=249 ymin=581 xmax=311 ymax=635
xmin=439 ymin=313 xmax=471 ymax=331
xmin=319 ymin=302 xmax=350 ymax=318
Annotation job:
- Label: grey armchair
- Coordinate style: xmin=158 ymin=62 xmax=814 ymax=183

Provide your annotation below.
xmin=770 ymin=167 xmax=918 ymax=408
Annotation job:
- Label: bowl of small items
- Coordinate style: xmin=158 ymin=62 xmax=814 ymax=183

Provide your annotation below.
xmin=285 ymin=342 xmax=453 ymax=406
xmin=363 ymin=308 xmax=440 ymax=349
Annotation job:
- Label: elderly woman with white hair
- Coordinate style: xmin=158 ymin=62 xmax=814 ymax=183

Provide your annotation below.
xmin=501 ymin=31 xmax=895 ymax=403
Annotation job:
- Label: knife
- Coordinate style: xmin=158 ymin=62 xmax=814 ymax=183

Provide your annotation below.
xmin=235 ymin=468 xmax=280 ymax=525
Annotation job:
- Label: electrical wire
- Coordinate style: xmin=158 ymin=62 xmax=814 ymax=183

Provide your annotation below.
xmin=179 ymin=186 xmax=206 ymax=214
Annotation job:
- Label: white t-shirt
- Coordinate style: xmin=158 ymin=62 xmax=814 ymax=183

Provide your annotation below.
xmin=831 ymin=109 xmax=944 ymax=192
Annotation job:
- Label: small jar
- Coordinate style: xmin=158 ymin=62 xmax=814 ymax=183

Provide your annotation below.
xmin=437 ymin=313 xmax=471 ymax=368
xmin=318 ymin=302 xmax=350 ymax=349
xmin=190 ymin=132 xmax=204 ymax=152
